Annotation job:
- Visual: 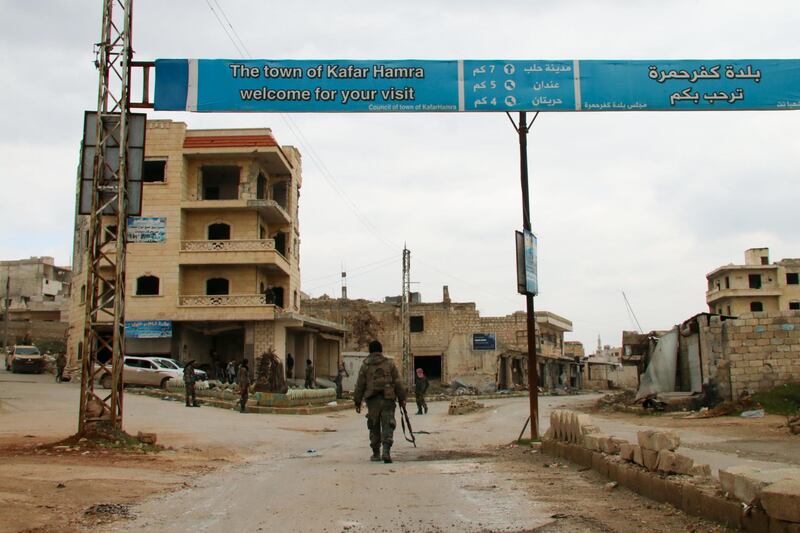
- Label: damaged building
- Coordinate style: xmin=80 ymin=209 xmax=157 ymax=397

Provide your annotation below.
xmin=67 ymin=120 xmax=344 ymax=378
xmin=302 ymin=286 xmax=576 ymax=391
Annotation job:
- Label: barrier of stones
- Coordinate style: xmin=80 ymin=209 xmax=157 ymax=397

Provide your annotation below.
xmin=543 ymin=409 xmax=800 ymax=530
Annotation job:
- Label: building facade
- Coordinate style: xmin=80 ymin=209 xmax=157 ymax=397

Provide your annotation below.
xmin=1 ymin=257 xmax=71 ymax=349
xmin=706 ymin=248 xmax=800 ymax=316
xmin=302 ymin=286 xmax=575 ymax=390
xmin=67 ymin=120 xmax=342 ymax=378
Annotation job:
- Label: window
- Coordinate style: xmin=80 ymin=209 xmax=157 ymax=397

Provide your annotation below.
xmin=206 ymin=278 xmax=229 ymax=295
xmin=201 ymin=165 xmax=240 ymax=200
xmin=761 ymin=256 xmax=769 ymax=265
xmin=727 ymin=305 xmax=731 ymax=315
xmin=410 ymin=316 xmax=424 ymax=332
xmin=136 ymin=275 xmax=160 ymax=296
xmin=80 ymin=285 xmax=86 ymax=304
xmin=725 ymin=276 xmax=730 ymax=289
xmin=787 ymin=273 xmax=799 ymax=285
xmin=272 ymin=180 xmax=288 ymax=209
xmin=748 ymin=274 xmax=762 ymax=289
xmin=142 ymin=160 xmax=167 ymax=182
xmin=256 ymin=173 xmax=267 ymax=200
xmin=208 ymin=223 xmax=231 ymax=240
xmin=750 ymin=301 xmax=763 ymax=312
xmin=259 ymin=225 xmax=266 ymax=239
xmin=77 ymin=341 xmax=83 ymax=360
xmin=789 ymin=301 xmax=800 ymax=310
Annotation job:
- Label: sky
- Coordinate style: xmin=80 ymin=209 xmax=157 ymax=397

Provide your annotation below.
xmin=1 ymin=0 xmax=799 ymax=353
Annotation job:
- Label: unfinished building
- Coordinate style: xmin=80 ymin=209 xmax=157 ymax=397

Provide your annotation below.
xmin=67 ymin=120 xmax=343 ymax=378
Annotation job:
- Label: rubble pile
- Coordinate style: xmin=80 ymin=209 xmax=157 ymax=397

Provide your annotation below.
xmin=447 ymin=396 xmax=483 ymax=415
xmin=788 ymin=415 xmax=800 ymax=435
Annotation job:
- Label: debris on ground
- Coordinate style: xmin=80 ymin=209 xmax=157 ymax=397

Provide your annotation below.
xmin=782 ymin=415 xmax=800 ymax=435
xmin=84 ymin=503 xmax=134 ymax=520
xmin=448 ymin=396 xmax=483 ymax=415
xmin=740 ymin=409 xmax=765 ymax=418
xmin=595 ymin=390 xmax=637 ymax=412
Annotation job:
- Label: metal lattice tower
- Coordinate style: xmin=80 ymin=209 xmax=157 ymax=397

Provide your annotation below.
xmin=78 ymin=0 xmax=133 ymax=434
xmin=401 ymin=246 xmax=411 ymax=385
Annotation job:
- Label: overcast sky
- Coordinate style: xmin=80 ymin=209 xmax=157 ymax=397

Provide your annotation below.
xmin=1 ymin=1 xmax=799 ymax=352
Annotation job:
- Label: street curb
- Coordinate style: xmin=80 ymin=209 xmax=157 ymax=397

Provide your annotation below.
xmin=542 ymin=440 xmax=750 ymax=530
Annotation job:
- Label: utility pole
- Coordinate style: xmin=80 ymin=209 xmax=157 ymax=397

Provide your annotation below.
xmin=401 ymin=246 xmax=411 ymax=385
xmin=78 ymin=0 xmax=134 ymax=434
xmin=3 ymin=273 xmax=10 ymax=351
xmin=509 ymin=110 xmax=540 ymax=440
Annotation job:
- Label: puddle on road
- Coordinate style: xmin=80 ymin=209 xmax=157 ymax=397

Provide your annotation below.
xmin=411 ymin=450 xmax=491 ymax=462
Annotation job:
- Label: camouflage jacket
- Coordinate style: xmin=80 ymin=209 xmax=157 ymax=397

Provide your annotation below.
xmin=353 ymin=352 xmax=406 ymax=405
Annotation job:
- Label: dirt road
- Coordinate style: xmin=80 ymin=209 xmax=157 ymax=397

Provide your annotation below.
xmin=1 ymin=374 xmax=724 ymax=532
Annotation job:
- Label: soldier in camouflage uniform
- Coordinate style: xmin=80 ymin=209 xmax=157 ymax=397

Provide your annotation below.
xmin=237 ymin=358 xmax=251 ymax=413
xmin=184 ymin=360 xmax=199 ymax=407
xmin=353 ymin=340 xmax=407 ymax=464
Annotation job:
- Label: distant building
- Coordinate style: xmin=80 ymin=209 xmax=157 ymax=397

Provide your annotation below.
xmin=0 ymin=256 xmax=71 ymax=348
xmin=563 ymin=341 xmax=585 ymax=359
xmin=67 ymin=120 xmax=344 ymax=376
xmin=302 ymin=286 xmax=577 ymax=390
xmin=706 ymin=247 xmax=800 ymax=316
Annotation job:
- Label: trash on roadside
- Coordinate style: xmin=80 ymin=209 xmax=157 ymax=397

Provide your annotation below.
xmin=740 ymin=409 xmax=765 ymax=418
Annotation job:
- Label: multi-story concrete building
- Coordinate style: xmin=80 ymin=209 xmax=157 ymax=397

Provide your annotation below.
xmin=1 ymin=256 xmax=71 ymax=348
xmin=302 ymin=286 xmax=576 ymax=390
xmin=706 ymin=248 xmax=800 ymax=316
xmin=67 ymin=120 xmax=343 ymax=377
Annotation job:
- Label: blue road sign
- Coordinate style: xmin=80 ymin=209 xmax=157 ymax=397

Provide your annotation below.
xmin=155 ymin=58 xmax=800 ymax=113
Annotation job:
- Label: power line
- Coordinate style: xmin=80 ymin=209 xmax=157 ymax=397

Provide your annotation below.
xmin=303 ymin=256 xmax=398 ymax=293
xmin=302 ymin=254 xmax=400 ymax=284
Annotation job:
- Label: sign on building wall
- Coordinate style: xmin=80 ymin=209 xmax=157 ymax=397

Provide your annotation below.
xmin=127 ymin=217 xmax=166 ymax=243
xmin=155 ymin=58 xmax=800 ymax=113
xmin=516 ymin=230 xmax=538 ymax=296
xmin=125 ymin=320 xmax=173 ymax=339
xmin=472 ymin=333 xmax=497 ymax=351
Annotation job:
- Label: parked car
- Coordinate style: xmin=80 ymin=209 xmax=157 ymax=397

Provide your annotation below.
xmin=140 ymin=356 xmax=209 ymax=381
xmin=97 ymin=355 xmax=183 ymax=389
xmin=5 ymin=345 xmax=44 ymax=374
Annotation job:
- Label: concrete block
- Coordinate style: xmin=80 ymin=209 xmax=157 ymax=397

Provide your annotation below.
xmin=591 ymin=452 xmax=609 ymax=478
xmin=642 ymin=449 xmax=660 ymax=471
xmin=740 ymin=507 xmax=770 ymax=533
xmin=616 ymin=463 xmax=638 ymax=492
xmin=619 ymin=442 xmax=634 ymax=461
xmin=769 ymin=518 xmax=800 ymax=533
xmin=632 ymin=445 xmax=644 ymax=466
xmin=719 ymin=466 xmax=800 ymax=505
xmin=583 ymin=433 xmax=607 ymax=452
xmin=680 ymin=483 xmax=704 ymax=517
xmin=575 ymin=413 xmax=592 ymax=443
xmin=542 ymin=427 xmax=554 ymax=441
xmin=689 ymin=464 xmax=711 ymax=479
xmin=698 ymin=491 xmax=743 ymax=530
xmin=656 ymin=450 xmax=694 ymax=475
xmin=598 ymin=436 xmax=617 ymax=454
xmin=541 ymin=439 xmax=556 ymax=456
xmin=760 ymin=479 xmax=800 ymax=523
xmin=637 ymin=429 xmax=681 ymax=451
xmin=650 ymin=475 xmax=683 ymax=508
xmin=574 ymin=445 xmax=592 ymax=468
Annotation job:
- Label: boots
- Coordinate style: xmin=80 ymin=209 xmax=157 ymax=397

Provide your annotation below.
xmin=381 ymin=444 xmax=392 ymax=464
xmin=370 ymin=446 xmax=381 ymax=462
xmin=416 ymin=408 xmax=422 ymax=415
xmin=424 ymin=405 xmax=428 ymax=414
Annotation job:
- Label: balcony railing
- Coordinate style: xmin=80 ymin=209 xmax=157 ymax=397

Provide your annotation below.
xmin=179 ymin=294 xmax=269 ymax=307
xmin=181 ymin=239 xmax=276 ymax=252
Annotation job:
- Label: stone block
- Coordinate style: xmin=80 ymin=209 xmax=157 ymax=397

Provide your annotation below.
xmin=741 ymin=507 xmax=770 ymax=533
xmin=719 ymin=466 xmax=800 ymax=505
xmin=542 ymin=427 xmax=554 ymax=441
xmin=689 ymin=464 xmax=711 ymax=479
xmin=591 ymin=451 xmax=609 ymax=478
xmin=598 ymin=436 xmax=616 ymax=454
xmin=650 ymin=475 xmax=683 ymax=508
xmin=575 ymin=413 xmax=592 ymax=442
xmin=642 ymin=449 xmax=660 ymax=471
xmin=608 ymin=437 xmax=627 ymax=455
xmin=573 ymin=444 xmax=592 ymax=468
xmin=632 ymin=445 xmax=644 ymax=466
xmin=680 ymin=483 xmax=703 ymax=517
xmin=136 ymin=431 xmax=157 ymax=445
xmin=583 ymin=433 xmax=607 ymax=452
xmin=637 ymin=429 xmax=681 ymax=451
xmin=698 ymin=491 xmax=743 ymax=529
xmin=616 ymin=463 xmax=638 ymax=492
xmin=760 ymin=479 xmax=800 ymax=523
xmin=656 ymin=450 xmax=694 ymax=475
xmin=619 ymin=442 xmax=634 ymax=461
xmin=769 ymin=517 xmax=800 ymax=533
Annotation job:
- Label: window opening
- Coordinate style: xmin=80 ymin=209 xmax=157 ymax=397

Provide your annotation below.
xmin=257 ymin=173 xmax=267 ymax=200
xmin=748 ymin=274 xmax=762 ymax=289
xmin=201 ymin=165 xmax=240 ymax=200
xmin=725 ymin=276 xmax=730 ymax=289
xmin=750 ymin=301 xmax=763 ymax=312
xmin=136 ymin=275 xmax=159 ymax=296
xmin=271 ymin=180 xmax=288 ymax=210
xmin=787 ymin=273 xmax=799 ymax=285
xmin=208 ymin=223 xmax=231 ymax=240
xmin=410 ymin=316 xmax=424 ymax=332
xmin=143 ymin=160 xmax=167 ymax=182
xmin=206 ymin=278 xmax=230 ymax=295
xmin=789 ymin=301 xmax=800 ymax=310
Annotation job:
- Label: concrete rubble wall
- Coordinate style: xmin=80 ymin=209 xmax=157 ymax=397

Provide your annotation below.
xmin=543 ymin=409 xmax=800 ymax=530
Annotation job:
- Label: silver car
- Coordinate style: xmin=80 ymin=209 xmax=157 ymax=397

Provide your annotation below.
xmin=98 ymin=356 xmax=183 ymax=389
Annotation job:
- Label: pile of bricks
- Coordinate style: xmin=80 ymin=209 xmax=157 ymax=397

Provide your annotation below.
xmin=447 ymin=396 xmax=483 ymax=415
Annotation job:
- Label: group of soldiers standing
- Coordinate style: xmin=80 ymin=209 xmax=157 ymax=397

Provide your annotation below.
xmin=181 ymin=339 xmax=429 ymax=464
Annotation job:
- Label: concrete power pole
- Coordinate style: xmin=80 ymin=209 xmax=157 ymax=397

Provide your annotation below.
xmin=3 ymin=274 xmax=10 ymax=351
xmin=401 ymin=246 xmax=411 ymax=385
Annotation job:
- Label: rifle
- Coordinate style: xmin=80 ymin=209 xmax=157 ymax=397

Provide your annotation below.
xmin=399 ymin=402 xmax=416 ymax=447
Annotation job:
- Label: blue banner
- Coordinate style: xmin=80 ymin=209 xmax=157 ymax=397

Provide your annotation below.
xmin=155 ymin=58 xmax=800 ymax=113
xmin=524 ymin=230 xmax=538 ymax=296
xmin=472 ymin=333 xmax=497 ymax=351
xmin=125 ymin=320 xmax=172 ymax=339
xmin=127 ymin=217 xmax=166 ymax=243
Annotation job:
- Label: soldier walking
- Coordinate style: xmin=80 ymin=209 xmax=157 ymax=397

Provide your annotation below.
xmin=414 ymin=367 xmax=429 ymax=414
xmin=334 ymin=361 xmax=349 ymax=399
xmin=184 ymin=360 xmax=199 ymax=407
xmin=55 ymin=353 xmax=67 ymax=383
xmin=304 ymin=358 xmax=315 ymax=389
xmin=353 ymin=340 xmax=407 ymax=464
xmin=237 ymin=358 xmax=251 ymax=413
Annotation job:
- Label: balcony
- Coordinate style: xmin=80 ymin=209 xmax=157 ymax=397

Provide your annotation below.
xmin=181 ymin=199 xmax=291 ymax=224
xmin=176 ymin=294 xmax=279 ymax=321
xmin=179 ymin=239 xmax=291 ymax=273
xmin=706 ymin=287 xmax=782 ymax=304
